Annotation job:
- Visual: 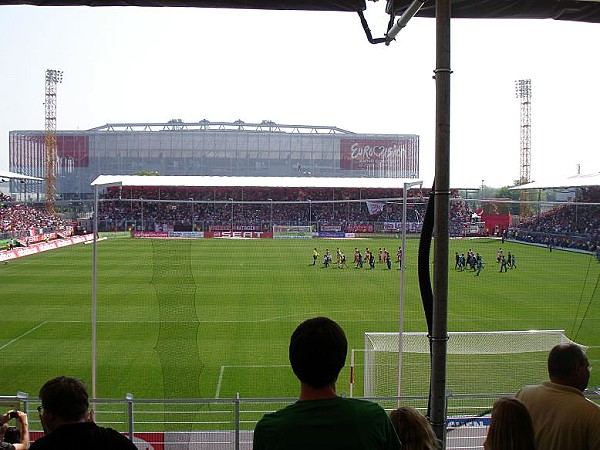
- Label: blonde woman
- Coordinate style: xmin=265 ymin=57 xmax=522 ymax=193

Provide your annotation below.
xmin=484 ymin=397 xmax=535 ymax=450
xmin=389 ymin=406 xmax=440 ymax=450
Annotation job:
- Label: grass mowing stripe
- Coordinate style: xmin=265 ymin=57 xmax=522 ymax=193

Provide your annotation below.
xmin=0 ymin=237 xmax=597 ymax=400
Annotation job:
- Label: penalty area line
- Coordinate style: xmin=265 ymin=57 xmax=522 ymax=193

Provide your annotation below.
xmin=215 ymin=364 xmax=289 ymax=399
xmin=0 ymin=321 xmax=47 ymax=351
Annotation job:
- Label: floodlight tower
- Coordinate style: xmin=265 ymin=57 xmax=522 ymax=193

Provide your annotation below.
xmin=44 ymin=69 xmax=63 ymax=213
xmin=515 ymin=79 xmax=532 ymax=216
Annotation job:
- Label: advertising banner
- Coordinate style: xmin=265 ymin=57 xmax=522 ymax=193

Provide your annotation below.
xmin=0 ymin=234 xmax=94 ymax=262
xmin=205 ymin=231 xmax=272 ymax=239
xmin=346 ymin=224 xmax=374 ymax=233
xmin=317 ymin=232 xmax=346 ymax=238
xmin=131 ymin=231 xmax=204 ymax=239
xmin=320 ymin=225 xmax=343 ymax=232
xmin=339 ymin=137 xmax=419 ymax=177
xmin=383 ymin=222 xmax=423 ymax=233
xmin=209 ymin=225 xmax=260 ymax=232
xmin=132 ymin=231 xmax=169 ymax=239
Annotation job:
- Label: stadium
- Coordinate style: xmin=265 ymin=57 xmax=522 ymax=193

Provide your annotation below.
xmin=2 ymin=117 xmax=599 ymax=449
xmin=2 ymin=1 xmax=600 ymax=449
xmin=8 ymin=120 xmax=419 ymax=200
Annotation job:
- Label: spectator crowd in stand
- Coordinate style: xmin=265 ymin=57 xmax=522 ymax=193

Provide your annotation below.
xmin=96 ymin=186 xmax=479 ymax=235
xmin=510 ymin=186 xmax=600 ymax=252
xmin=0 ymin=193 xmax=71 ymax=238
xmin=3 ymin=182 xmax=598 ymax=253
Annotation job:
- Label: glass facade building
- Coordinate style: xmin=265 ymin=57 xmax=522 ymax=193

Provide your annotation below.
xmin=9 ymin=120 xmax=419 ymax=200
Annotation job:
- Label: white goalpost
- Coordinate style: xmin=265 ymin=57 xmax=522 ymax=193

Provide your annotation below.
xmin=357 ymin=330 xmax=587 ymax=398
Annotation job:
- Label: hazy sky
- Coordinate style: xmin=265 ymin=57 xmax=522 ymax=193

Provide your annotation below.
xmin=1 ymin=4 xmax=599 ymax=188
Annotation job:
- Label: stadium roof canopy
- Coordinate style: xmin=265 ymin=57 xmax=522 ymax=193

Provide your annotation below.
xmin=510 ymin=172 xmax=600 ymax=190
xmin=2 ymin=0 xmax=600 ymax=23
xmin=0 ymin=1 xmax=366 ymax=11
xmin=0 ymin=170 xmax=43 ymax=182
xmin=91 ymin=175 xmax=421 ymax=190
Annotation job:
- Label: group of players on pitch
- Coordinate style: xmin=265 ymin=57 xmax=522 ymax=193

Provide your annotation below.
xmin=313 ymin=246 xmax=403 ymax=270
xmin=454 ymin=247 xmax=517 ymax=276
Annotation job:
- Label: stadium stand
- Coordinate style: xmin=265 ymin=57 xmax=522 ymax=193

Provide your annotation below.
xmin=0 ymin=195 xmax=72 ymax=240
xmin=510 ymin=186 xmax=600 ymax=251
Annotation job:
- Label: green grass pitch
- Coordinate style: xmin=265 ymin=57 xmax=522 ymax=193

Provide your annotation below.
xmin=0 ymin=236 xmax=598 ymax=403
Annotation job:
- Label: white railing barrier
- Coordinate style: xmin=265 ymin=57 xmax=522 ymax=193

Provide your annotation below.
xmin=2 ymin=391 xmax=598 ymax=450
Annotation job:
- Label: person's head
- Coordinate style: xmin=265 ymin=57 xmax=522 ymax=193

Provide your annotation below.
xmin=484 ymin=397 xmax=534 ymax=450
xmin=389 ymin=406 xmax=439 ymax=450
xmin=289 ymin=317 xmax=347 ymax=389
xmin=38 ymin=376 xmax=89 ymax=432
xmin=547 ymin=343 xmax=590 ymax=391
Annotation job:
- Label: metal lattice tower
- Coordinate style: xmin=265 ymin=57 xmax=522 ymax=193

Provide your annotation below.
xmin=515 ymin=79 xmax=532 ymax=184
xmin=44 ymin=69 xmax=63 ymax=213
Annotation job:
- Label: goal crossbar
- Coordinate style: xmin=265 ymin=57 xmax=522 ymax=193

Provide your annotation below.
xmin=360 ymin=330 xmax=587 ymax=397
xmin=365 ymin=330 xmax=585 ymax=355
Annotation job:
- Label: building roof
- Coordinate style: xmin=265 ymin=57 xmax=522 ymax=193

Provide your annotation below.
xmin=511 ymin=173 xmax=600 ymax=190
xmin=0 ymin=170 xmax=43 ymax=182
xmin=91 ymin=175 xmax=421 ymax=189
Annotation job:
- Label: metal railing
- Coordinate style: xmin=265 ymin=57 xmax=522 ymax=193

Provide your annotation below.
xmin=2 ymin=391 xmax=598 ymax=450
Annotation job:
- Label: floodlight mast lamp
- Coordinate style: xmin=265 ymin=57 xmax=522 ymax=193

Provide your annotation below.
xmin=44 ymin=69 xmax=63 ymax=213
xmin=515 ymin=79 xmax=532 ymax=185
xmin=515 ymin=79 xmax=532 ymax=217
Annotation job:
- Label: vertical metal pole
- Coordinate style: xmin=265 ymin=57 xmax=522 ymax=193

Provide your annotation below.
xmin=190 ymin=198 xmax=194 ymax=231
xmin=17 ymin=391 xmax=28 ymax=417
xmin=126 ymin=393 xmax=134 ymax=441
xmin=92 ymin=184 xmax=98 ymax=404
xmin=235 ymin=392 xmax=241 ymax=450
xmin=431 ymin=0 xmax=451 ymax=445
xmin=350 ymin=349 xmax=355 ymax=397
xmin=398 ymin=181 xmax=421 ymax=405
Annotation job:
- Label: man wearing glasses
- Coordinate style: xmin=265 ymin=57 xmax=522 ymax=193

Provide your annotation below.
xmin=30 ymin=376 xmax=137 ymax=450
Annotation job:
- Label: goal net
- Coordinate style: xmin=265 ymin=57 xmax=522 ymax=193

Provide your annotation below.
xmin=272 ymin=224 xmax=313 ymax=239
xmin=363 ymin=330 xmax=586 ymax=397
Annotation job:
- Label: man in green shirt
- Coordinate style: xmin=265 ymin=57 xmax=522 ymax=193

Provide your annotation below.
xmin=253 ymin=317 xmax=401 ymax=450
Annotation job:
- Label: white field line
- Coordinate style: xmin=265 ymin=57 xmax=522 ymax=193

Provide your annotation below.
xmin=215 ymin=364 xmax=288 ymax=399
xmin=0 ymin=321 xmax=47 ymax=351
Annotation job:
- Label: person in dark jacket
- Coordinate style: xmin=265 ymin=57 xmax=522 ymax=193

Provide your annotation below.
xmin=29 ymin=376 xmax=137 ymax=450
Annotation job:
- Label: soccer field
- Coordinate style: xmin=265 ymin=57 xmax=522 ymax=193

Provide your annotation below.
xmin=0 ymin=236 xmax=598 ymax=401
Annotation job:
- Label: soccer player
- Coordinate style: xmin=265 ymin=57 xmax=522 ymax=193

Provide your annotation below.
xmin=499 ymin=256 xmax=508 ymax=272
xmin=340 ymin=251 xmax=348 ymax=269
xmin=357 ymin=251 xmax=364 ymax=269
xmin=475 ymin=254 xmax=484 ymax=276
xmin=312 ymin=248 xmax=319 ymax=266
xmin=323 ymin=249 xmax=331 ymax=268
